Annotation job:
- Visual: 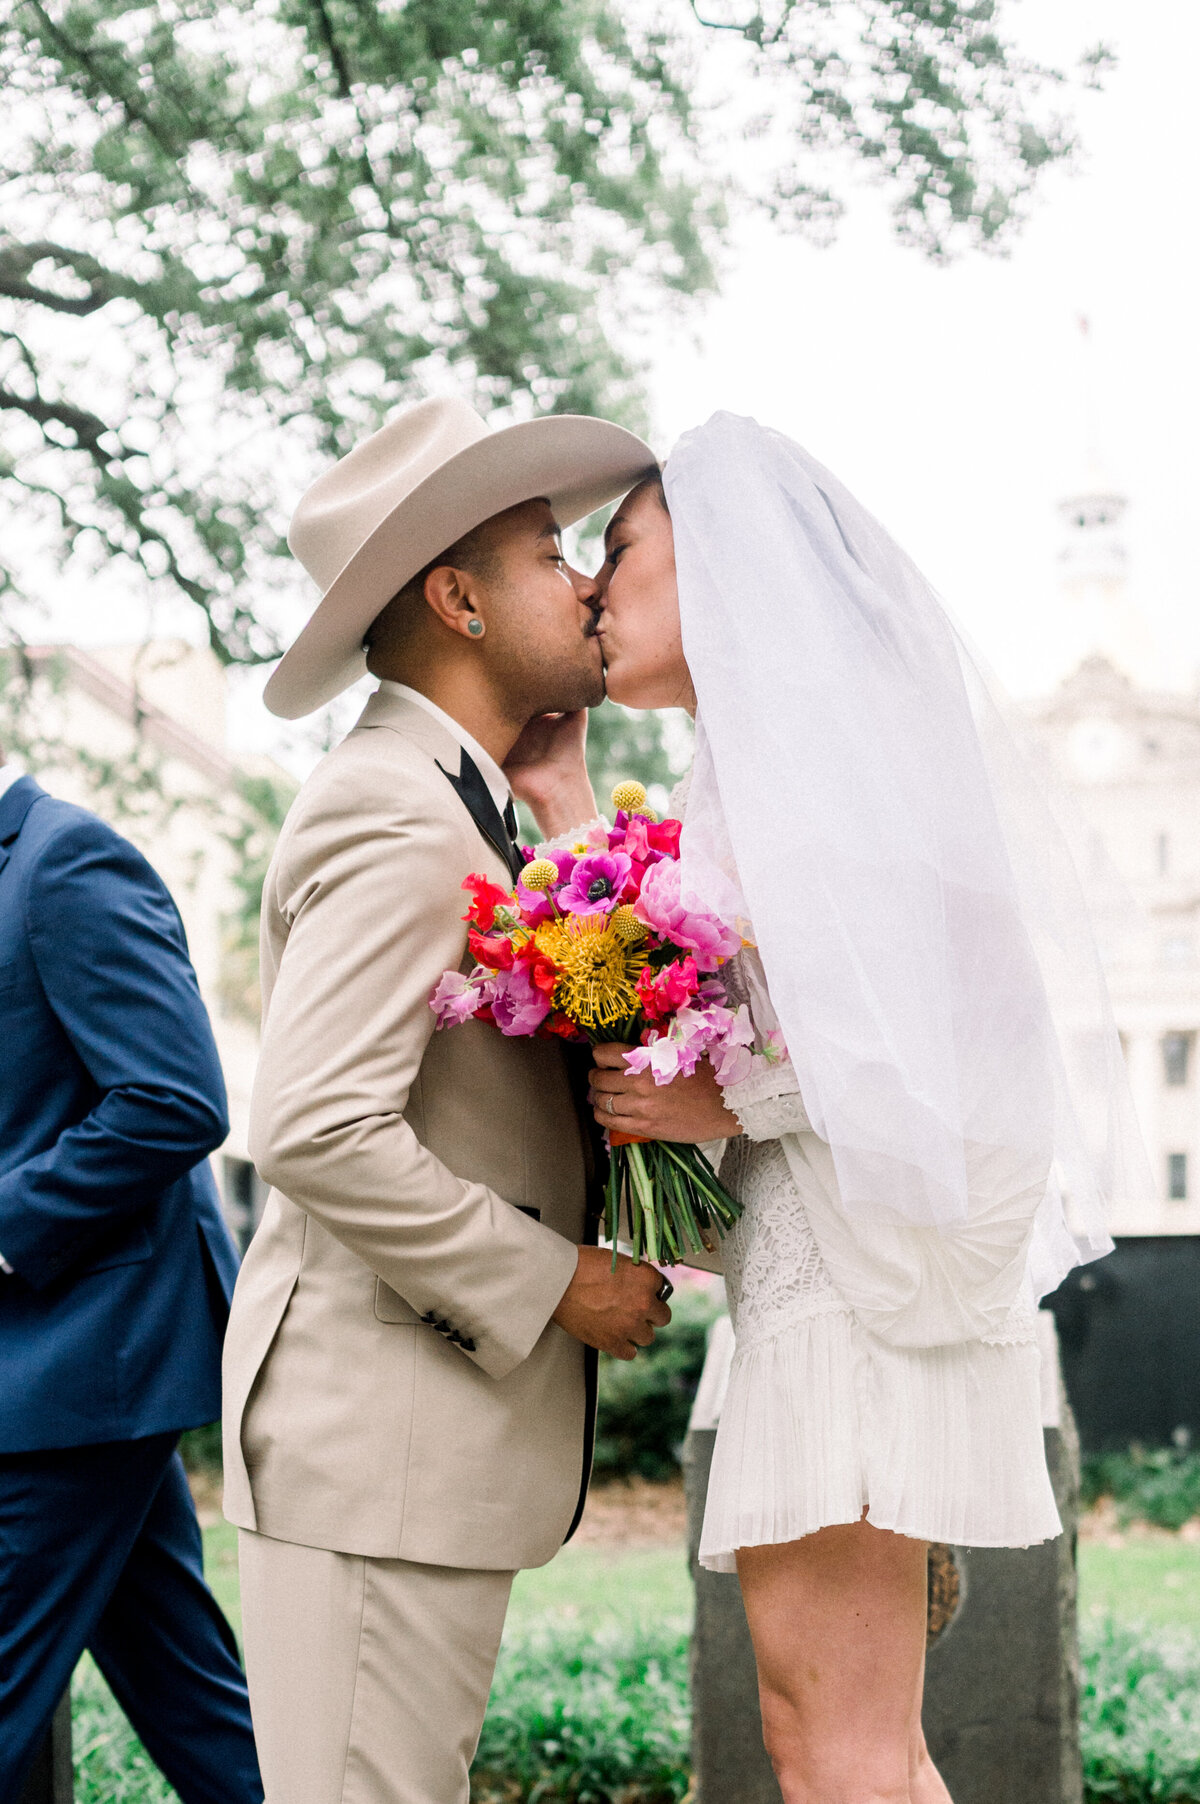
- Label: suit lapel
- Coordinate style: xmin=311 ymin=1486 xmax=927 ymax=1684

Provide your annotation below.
xmin=352 ymin=689 xmax=523 ymax=884
xmin=435 ymin=750 xmax=523 ymax=884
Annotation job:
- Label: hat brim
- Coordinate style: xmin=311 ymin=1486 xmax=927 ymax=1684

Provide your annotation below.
xmin=263 ymin=414 xmax=656 ymax=719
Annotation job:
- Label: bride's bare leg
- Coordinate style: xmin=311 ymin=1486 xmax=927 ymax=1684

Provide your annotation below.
xmin=736 ymin=1521 xmax=952 ymax=1804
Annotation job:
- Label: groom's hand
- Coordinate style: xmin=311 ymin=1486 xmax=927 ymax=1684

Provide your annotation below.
xmin=552 ymin=1245 xmax=671 ymax=1360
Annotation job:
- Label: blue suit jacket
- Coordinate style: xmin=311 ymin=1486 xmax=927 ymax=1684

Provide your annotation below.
xmin=0 ymin=776 xmax=239 ymax=1452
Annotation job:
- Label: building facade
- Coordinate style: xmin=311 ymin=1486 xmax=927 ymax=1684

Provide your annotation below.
xmin=1026 ymin=454 xmax=1200 ymax=1447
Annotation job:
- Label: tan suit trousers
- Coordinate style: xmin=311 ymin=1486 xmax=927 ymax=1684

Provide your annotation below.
xmin=239 ymin=1530 xmax=514 ymax=1804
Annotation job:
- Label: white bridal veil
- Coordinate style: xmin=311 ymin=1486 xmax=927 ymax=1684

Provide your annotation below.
xmin=666 ymin=412 xmax=1146 ymax=1342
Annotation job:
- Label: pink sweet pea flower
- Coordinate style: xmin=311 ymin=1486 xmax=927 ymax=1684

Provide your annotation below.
xmin=615 ymin=813 xmax=682 ymax=865
xmin=489 ymin=960 xmax=553 ymax=1036
xmin=431 ymin=970 xmax=488 ymax=1027
xmin=709 ymin=1004 xmax=756 ymax=1085
xmin=623 ymin=1036 xmax=699 ymax=1084
xmin=633 ymin=860 xmax=742 ymax=970
xmin=624 ymin=997 xmax=755 ymax=1087
xmin=558 ymin=849 xmax=633 ymax=916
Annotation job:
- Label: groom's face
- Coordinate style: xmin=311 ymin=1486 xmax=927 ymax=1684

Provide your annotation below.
xmin=475 ymin=498 xmax=606 ymax=716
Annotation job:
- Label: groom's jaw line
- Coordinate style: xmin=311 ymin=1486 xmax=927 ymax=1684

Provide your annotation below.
xmin=364 ymin=496 xmax=606 ymax=765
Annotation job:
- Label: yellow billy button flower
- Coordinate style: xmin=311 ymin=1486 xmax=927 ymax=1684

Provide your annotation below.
xmin=519 ymin=858 xmax=558 ymax=893
xmin=611 ymin=779 xmax=647 ymax=814
xmin=610 ymin=904 xmax=648 ymax=946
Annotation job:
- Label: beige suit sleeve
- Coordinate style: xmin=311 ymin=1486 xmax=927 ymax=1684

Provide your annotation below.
xmin=249 ymin=767 xmax=578 ymax=1382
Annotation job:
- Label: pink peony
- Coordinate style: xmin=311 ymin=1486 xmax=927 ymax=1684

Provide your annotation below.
xmin=489 ymin=960 xmax=553 ymax=1036
xmin=633 ymin=860 xmax=742 ymax=970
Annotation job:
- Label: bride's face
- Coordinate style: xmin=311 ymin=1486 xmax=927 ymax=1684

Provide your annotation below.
xmin=594 ymin=478 xmax=696 ymax=713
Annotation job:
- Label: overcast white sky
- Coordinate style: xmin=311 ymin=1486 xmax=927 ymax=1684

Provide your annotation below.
xmin=637 ymin=0 xmax=1200 ymax=699
xmin=23 ymin=0 xmax=1199 ymax=755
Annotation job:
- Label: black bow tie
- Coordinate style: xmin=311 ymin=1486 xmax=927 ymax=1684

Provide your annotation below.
xmin=437 ymin=751 xmax=525 ymax=884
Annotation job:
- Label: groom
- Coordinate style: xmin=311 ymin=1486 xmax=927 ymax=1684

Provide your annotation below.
xmin=222 ymin=396 xmax=666 ymax=1804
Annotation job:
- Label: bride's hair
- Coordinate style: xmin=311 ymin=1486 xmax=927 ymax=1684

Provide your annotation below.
xmin=630 ymin=471 xmax=668 ymax=514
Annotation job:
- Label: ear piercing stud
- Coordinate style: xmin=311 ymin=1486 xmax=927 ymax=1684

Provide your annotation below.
xmin=467 ymin=619 xmax=485 ymax=637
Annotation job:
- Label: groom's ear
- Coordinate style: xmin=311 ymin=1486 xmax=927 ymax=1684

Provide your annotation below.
xmin=421 ymin=562 xmax=486 ymax=643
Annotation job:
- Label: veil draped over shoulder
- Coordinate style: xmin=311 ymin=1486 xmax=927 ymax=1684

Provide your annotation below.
xmin=665 ymin=413 xmax=1146 ymax=1345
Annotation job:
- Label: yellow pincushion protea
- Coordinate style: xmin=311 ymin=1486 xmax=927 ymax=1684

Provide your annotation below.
xmin=610 ymin=904 xmax=648 ymax=946
xmin=535 ymin=916 xmax=648 ymax=1030
xmin=519 ymin=858 xmax=558 ymax=893
xmin=611 ymin=779 xmax=647 ymax=814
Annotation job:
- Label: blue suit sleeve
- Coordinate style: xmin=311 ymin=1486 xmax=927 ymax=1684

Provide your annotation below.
xmin=0 ymin=817 xmax=230 ymax=1290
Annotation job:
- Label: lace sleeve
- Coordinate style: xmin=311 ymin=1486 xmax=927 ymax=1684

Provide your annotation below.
xmin=533 ymin=820 xmax=608 ymax=855
xmin=722 ymin=1054 xmax=811 ymax=1142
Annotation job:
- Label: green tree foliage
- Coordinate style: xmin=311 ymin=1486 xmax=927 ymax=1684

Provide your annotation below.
xmin=0 ymin=0 xmax=1093 ymax=668
xmin=217 ymin=766 xmax=299 ymax=1021
xmin=1 ymin=0 xmax=708 ymax=663
xmin=585 ymin=697 xmax=693 ymax=818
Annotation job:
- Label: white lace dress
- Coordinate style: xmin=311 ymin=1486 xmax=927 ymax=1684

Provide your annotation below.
xmin=699 ymin=1020 xmax=1064 ymax=1571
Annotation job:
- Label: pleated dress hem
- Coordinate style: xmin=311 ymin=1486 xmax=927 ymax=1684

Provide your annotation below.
xmin=697 ymin=1306 xmax=1063 ymax=1575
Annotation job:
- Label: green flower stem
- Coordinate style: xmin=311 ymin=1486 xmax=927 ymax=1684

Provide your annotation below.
xmin=627 ymin=1142 xmax=660 ymax=1264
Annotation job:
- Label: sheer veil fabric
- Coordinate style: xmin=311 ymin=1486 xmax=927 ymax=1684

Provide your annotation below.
xmin=665 ymin=413 xmax=1146 ymax=1347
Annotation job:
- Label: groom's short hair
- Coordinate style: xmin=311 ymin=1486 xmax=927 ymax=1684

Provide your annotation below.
xmin=363 ymin=519 xmax=500 ymax=656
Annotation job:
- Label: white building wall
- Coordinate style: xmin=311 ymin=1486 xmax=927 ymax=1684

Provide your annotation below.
xmin=1028 ymin=657 xmax=1200 ymax=1234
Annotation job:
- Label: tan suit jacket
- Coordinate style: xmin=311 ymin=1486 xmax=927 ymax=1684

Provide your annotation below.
xmin=222 ymin=689 xmax=593 ymax=1569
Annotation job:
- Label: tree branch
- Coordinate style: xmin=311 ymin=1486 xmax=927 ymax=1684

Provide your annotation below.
xmin=0 ymin=379 xmax=113 ymax=455
xmin=0 ymin=241 xmax=121 ymax=316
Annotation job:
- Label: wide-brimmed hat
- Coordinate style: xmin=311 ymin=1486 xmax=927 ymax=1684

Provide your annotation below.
xmin=264 ymin=395 xmax=656 ymax=718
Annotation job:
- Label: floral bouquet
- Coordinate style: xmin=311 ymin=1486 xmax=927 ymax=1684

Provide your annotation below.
xmin=430 ymin=781 xmax=753 ymax=1265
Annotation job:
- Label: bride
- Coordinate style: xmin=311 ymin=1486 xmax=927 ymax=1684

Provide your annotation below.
xmin=539 ymin=414 xmax=1140 ymax=1804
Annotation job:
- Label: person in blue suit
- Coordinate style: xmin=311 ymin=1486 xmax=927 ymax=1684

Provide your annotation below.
xmin=0 ymin=757 xmax=262 ymax=1804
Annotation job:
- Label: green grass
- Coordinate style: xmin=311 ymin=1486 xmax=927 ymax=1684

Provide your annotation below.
xmin=509 ymin=1544 xmax=692 ymax=1635
xmin=1080 ymin=1542 xmax=1200 ymax=1634
xmin=73 ymin=1520 xmax=1200 ymax=1802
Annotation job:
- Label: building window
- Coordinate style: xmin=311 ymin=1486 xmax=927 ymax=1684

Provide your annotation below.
xmin=1168 ymin=1153 xmax=1189 ymax=1201
xmin=1163 ymin=1033 xmax=1193 ymax=1086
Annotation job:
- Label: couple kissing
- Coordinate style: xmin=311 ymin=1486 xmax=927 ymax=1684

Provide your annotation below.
xmin=224 ymin=394 xmax=1134 ymax=1804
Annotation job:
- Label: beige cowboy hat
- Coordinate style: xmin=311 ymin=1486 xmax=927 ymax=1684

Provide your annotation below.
xmin=264 ymin=395 xmax=656 ymax=718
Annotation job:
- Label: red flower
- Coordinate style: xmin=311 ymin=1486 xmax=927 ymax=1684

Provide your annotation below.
xmin=517 ymin=940 xmax=560 ymax=998
xmin=544 ymin=1011 xmax=584 ymax=1041
xmin=468 ymin=927 xmax=516 ymax=970
xmin=462 ymin=873 xmax=512 ymax=932
xmin=647 ymin=817 xmax=682 ymax=858
xmin=636 ymin=955 xmax=701 ymax=1023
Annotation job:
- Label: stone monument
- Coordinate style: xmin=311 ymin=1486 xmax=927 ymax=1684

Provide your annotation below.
xmin=683 ymin=1312 xmax=1081 ymax=1804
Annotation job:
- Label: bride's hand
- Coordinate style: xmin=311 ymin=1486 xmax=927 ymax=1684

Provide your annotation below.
xmin=589 ymin=1043 xmax=744 ymax=1143
xmin=503 ymin=710 xmax=597 ymax=838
